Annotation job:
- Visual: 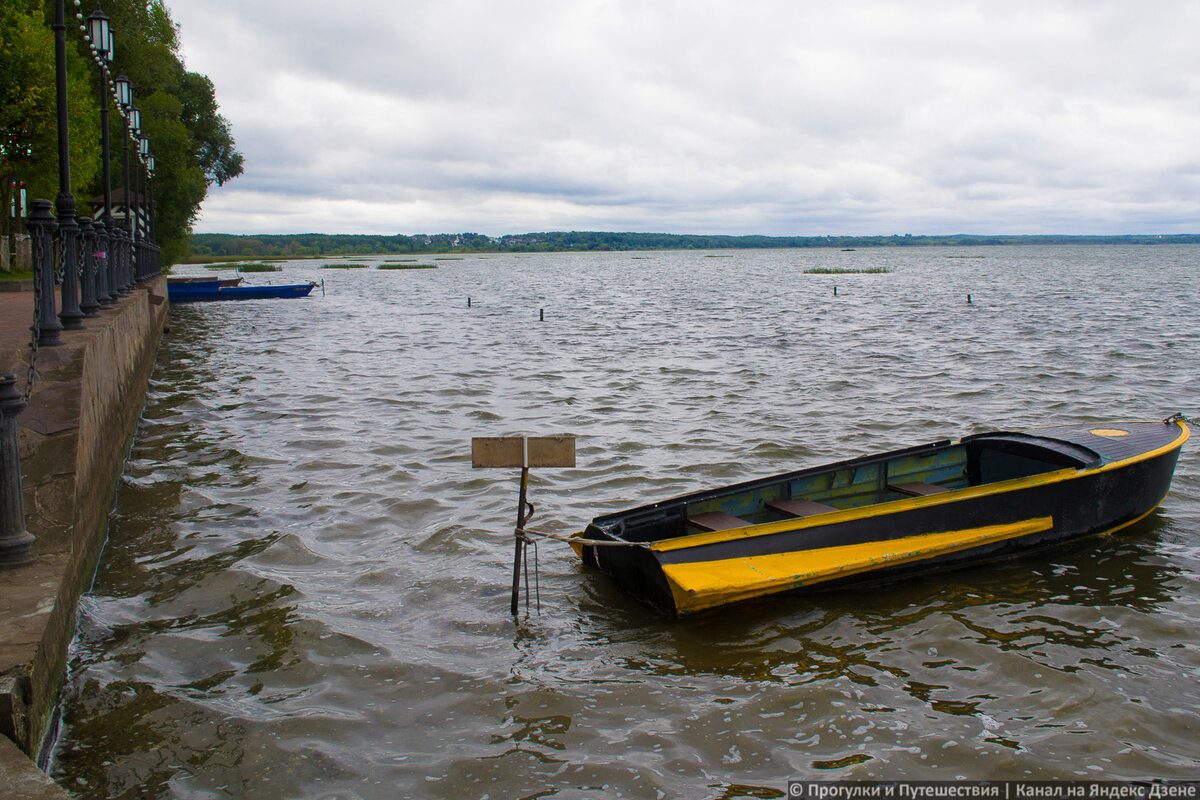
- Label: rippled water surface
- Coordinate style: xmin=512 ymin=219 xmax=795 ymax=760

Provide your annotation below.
xmin=52 ymin=247 xmax=1200 ymax=798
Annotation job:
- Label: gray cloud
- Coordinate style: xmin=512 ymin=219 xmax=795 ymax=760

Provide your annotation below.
xmin=169 ymin=0 xmax=1200 ymax=235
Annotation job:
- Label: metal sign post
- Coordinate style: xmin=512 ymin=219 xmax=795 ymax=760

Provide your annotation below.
xmin=472 ymin=436 xmax=575 ymax=615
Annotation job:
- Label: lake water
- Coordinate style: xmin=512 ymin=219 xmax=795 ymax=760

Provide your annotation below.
xmin=50 ymin=246 xmax=1200 ymax=798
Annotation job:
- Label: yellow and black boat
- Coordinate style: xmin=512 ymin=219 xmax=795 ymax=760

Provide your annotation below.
xmin=575 ymin=418 xmax=1189 ymax=616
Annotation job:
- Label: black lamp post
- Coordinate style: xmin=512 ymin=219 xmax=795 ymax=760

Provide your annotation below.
xmin=145 ymin=154 xmax=155 ymax=245
xmin=126 ymin=105 xmax=141 ymax=285
xmin=133 ymin=133 xmax=147 ymax=281
xmin=86 ymin=5 xmax=114 ymax=307
xmin=52 ymin=0 xmax=84 ymax=330
xmin=113 ymin=73 xmax=133 ymax=294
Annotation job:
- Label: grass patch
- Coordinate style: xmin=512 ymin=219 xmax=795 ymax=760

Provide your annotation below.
xmin=321 ymin=263 xmax=368 ymax=269
xmin=1 ymin=269 xmax=34 ymax=281
xmin=236 ymin=263 xmax=281 ymax=273
xmin=182 ymin=254 xmax=323 ymax=264
xmin=378 ymin=263 xmax=437 ymax=270
xmin=804 ymin=266 xmax=891 ymax=275
xmin=185 ymin=254 xmax=265 ymax=264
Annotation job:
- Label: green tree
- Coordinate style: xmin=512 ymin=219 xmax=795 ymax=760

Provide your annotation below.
xmin=1 ymin=0 xmax=242 ymax=266
xmin=1 ymin=1 xmax=100 ymax=247
xmin=174 ymin=72 xmax=243 ymax=187
xmin=95 ymin=0 xmax=243 ymax=264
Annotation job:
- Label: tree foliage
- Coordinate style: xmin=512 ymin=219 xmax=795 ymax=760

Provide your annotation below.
xmin=174 ymin=72 xmax=243 ymax=187
xmin=187 ymin=231 xmax=1200 ymax=260
xmin=0 ymin=0 xmax=242 ymax=265
xmin=1 ymin=0 xmax=100 ymax=239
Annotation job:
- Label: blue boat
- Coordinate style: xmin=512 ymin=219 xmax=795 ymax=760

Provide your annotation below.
xmin=168 ymin=281 xmax=318 ymax=303
xmin=167 ymin=276 xmax=244 ymax=289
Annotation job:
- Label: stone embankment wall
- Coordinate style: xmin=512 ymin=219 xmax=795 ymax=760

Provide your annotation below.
xmin=0 ymin=278 xmax=168 ymax=770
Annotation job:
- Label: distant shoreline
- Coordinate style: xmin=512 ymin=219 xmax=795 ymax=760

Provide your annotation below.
xmin=185 ymin=231 xmax=1200 ymax=262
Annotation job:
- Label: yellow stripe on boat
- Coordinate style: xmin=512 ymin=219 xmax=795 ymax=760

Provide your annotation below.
xmin=662 ymin=516 xmax=1053 ymax=614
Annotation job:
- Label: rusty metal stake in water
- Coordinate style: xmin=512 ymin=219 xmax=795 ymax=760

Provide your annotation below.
xmin=512 ymin=467 xmax=532 ymax=615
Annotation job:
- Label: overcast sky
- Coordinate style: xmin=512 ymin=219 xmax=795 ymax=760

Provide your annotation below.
xmin=165 ymin=0 xmax=1200 ymax=237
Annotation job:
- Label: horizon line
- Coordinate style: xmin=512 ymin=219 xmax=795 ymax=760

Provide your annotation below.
xmin=189 ymin=231 xmax=1200 ymax=239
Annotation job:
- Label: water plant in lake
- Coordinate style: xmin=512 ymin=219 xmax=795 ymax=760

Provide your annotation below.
xmin=236 ymin=263 xmax=281 ymax=273
xmin=321 ymin=263 xmax=369 ymax=269
xmin=379 ymin=263 xmax=437 ymax=270
xmin=803 ymin=266 xmax=891 ymax=274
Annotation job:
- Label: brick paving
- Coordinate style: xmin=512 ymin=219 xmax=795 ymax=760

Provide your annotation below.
xmin=1 ymin=287 xmax=146 ymax=379
xmin=1 ymin=291 xmax=41 ymax=392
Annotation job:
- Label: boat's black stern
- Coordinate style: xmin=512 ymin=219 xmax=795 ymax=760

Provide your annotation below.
xmin=578 ymin=524 xmax=677 ymax=613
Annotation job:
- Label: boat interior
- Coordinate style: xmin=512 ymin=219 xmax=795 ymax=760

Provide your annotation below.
xmin=592 ymin=433 xmax=1102 ymax=544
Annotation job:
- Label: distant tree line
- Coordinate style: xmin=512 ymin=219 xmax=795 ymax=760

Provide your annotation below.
xmin=189 ymin=230 xmax=1200 ymax=259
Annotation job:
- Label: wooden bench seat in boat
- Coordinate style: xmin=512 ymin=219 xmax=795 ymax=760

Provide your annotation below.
xmin=765 ymin=498 xmax=838 ymax=517
xmin=888 ymin=481 xmax=950 ymax=497
xmin=688 ymin=511 xmax=752 ymax=531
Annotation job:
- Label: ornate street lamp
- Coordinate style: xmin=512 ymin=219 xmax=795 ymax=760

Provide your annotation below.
xmin=86 ymin=5 xmax=114 ymax=306
xmin=125 ymin=106 xmax=141 ymax=283
xmin=145 ymin=153 xmax=156 ymax=248
xmin=85 ymin=6 xmax=109 ymax=53
xmin=52 ymin=0 xmax=83 ymax=331
xmin=112 ymin=75 xmax=133 ymax=294
xmin=133 ymin=133 xmax=149 ymax=281
xmin=113 ymin=72 xmax=130 ymax=108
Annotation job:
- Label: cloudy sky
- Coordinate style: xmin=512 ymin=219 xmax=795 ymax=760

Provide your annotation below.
xmin=166 ymin=0 xmax=1200 ymax=237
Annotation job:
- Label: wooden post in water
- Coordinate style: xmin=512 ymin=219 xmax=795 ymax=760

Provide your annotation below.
xmin=471 ymin=436 xmax=576 ymax=616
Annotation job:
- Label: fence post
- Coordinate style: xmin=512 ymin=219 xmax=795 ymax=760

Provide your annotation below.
xmin=56 ymin=206 xmax=83 ymax=330
xmin=112 ymin=226 xmax=130 ymax=296
xmin=26 ymin=200 xmax=62 ymax=347
xmin=0 ymin=373 xmax=35 ymax=567
xmin=93 ymin=218 xmax=112 ymax=307
xmin=79 ymin=215 xmax=100 ymax=317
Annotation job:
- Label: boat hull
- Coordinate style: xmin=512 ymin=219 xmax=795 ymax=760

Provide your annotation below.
xmin=168 ymin=282 xmax=315 ymax=302
xmin=577 ymin=420 xmax=1188 ymax=615
xmin=167 ymin=277 xmax=244 ymax=288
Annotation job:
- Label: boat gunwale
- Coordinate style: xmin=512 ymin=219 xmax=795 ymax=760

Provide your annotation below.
xmin=167 ymin=282 xmax=318 ymax=302
xmin=618 ymin=421 xmax=1190 ymax=554
xmin=660 ymin=478 xmax=1182 ymax=614
xmin=647 ymin=466 xmax=1079 ymax=553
